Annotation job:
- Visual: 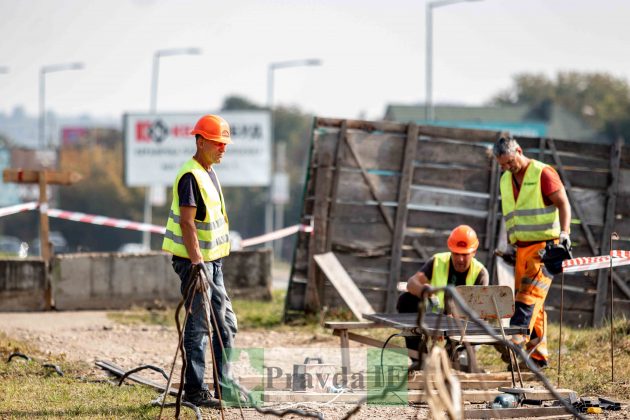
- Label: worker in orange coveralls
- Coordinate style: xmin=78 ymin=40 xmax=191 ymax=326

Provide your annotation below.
xmin=493 ymin=132 xmax=571 ymax=369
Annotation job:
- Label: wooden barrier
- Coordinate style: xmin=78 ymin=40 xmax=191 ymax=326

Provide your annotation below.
xmin=286 ymin=118 xmax=630 ymax=327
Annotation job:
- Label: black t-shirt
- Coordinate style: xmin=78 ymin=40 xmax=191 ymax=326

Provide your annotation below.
xmin=420 ymin=256 xmax=489 ymax=286
xmin=177 ymin=170 xmax=222 ymax=221
xmin=172 ymin=169 xmax=222 ymax=262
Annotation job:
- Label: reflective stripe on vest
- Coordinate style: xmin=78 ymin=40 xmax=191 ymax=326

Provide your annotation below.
xmin=162 ymin=158 xmax=230 ymax=261
xmin=500 ymin=159 xmax=560 ymax=244
xmin=431 ymin=252 xmax=483 ymax=310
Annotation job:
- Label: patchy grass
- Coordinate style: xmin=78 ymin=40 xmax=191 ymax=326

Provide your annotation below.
xmin=476 ymin=317 xmax=630 ymax=400
xmin=0 ymin=333 xmax=198 ymax=419
xmin=232 ymin=289 xmax=286 ymax=329
xmin=107 ymin=289 xmax=324 ymax=333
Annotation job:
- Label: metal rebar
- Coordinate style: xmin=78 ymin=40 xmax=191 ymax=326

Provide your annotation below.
xmin=558 ymin=269 xmax=564 ymax=388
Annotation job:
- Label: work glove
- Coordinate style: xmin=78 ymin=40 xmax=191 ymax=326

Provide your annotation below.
xmin=559 ymin=231 xmax=571 ymax=250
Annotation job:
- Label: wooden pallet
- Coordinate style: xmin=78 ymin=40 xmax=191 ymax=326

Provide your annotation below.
xmin=262 ymin=388 xmax=576 ymax=404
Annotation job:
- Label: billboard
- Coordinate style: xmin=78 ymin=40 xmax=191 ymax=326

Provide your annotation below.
xmin=123 ymin=111 xmax=271 ymax=187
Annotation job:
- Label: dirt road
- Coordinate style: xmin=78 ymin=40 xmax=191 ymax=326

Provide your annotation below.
xmin=0 ymin=310 xmax=430 ymax=419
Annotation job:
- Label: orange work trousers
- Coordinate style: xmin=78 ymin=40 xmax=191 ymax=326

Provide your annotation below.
xmin=511 ymin=241 xmax=553 ymax=363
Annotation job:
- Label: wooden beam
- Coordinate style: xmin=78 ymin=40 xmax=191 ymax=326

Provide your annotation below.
xmin=314 ymin=252 xmax=375 ymax=320
xmin=464 ymin=406 xmax=573 ymax=419
xmin=485 ymin=158 xmax=500 ymax=276
xmin=411 ymin=239 xmax=431 ymax=261
xmin=262 ymin=388 xmax=577 ymax=403
xmin=324 ymin=321 xmax=384 ymax=329
xmin=408 ymin=371 xmax=537 ymax=382
xmin=386 ymin=123 xmax=419 ymax=312
xmin=314 ymin=118 xmax=503 ymax=143
xmin=546 ymin=139 xmax=599 ymax=255
xmin=305 ymin=164 xmax=334 ymax=312
xmin=594 ymin=137 xmax=624 ymax=326
xmin=3 ymin=169 xmax=82 ymax=185
xmin=344 ymin=133 xmax=395 ymax=232
xmin=325 ymin=121 xmax=348 ymax=250
xmin=316 ymin=117 xmax=407 ymax=134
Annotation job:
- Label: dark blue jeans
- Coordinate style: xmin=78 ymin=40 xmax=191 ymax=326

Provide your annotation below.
xmin=172 ymin=258 xmax=238 ymax=398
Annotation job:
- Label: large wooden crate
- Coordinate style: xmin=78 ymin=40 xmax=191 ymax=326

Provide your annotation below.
xmin=285 ymin=118 xmax=630 ymax=327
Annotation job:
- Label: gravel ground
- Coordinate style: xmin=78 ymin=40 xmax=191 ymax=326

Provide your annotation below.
xmin=1 ymin=311 xmax=627 ymax=420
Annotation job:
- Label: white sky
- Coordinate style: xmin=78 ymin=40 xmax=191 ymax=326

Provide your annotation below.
xmin=1 ymin=0 xmax=629 ymax=121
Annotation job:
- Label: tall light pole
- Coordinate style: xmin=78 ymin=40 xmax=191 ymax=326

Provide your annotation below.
xmin=39 ymin=62 xmax=84 ymax=149
xmin=143 ymin=47 xmax=201 ymax=249
xmin=426 ymin=0 xmax=482 ymax=121
xmin=266 ymin=58 xmax=322 ymax=257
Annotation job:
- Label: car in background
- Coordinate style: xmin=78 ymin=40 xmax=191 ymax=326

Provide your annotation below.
xmin=117 ymin=243 xmax=149 ymax=253
xmin=29 ymin=231 xmax=69 ymax=256
xmin=0 ymin=235 xmax=28 ymax=257
xmin=230 ymin=230 xmax=242 ymax=251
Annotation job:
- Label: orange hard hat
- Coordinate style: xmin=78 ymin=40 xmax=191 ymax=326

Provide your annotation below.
xmin=190 ymin=115 xmax=232 ymax=144
xmin=447 ymin=225 xmax=479 ymax=254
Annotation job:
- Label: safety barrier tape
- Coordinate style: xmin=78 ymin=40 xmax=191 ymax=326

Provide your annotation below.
xmin=0 ymin=201 xmax=38 ymax=218
xmin=562 ymin=253 xmax=630 ymax=273
xmin=0 ymin=202 xmax=310 ymax=247
xmin=240 ymin=223 xmax=312 ymax=248
xmin=47 ymin=208 xmax=166 ymax=234
xmin=610 ymin=249 xmax=630 ymax=258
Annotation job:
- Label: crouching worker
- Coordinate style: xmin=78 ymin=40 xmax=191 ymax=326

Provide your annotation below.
xmin=396 ymin=225 xmax=489 ymax=365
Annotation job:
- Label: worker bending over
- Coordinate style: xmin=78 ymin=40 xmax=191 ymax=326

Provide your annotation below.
xmin=397 ymin=225 xmax=489 ymax=358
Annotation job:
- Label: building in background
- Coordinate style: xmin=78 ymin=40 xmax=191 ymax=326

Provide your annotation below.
xmin=384 ymin=103 xmax=601 ymax=142
xmin=0 ymin=106 xmax=118 ymax=149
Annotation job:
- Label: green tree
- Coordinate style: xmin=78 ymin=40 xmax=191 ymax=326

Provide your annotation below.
xmin=220 ymin=95 xmax=314 ymax=259
xmin=491 ymin=71 xmax=630 ymax=140
xmin=57 ymin=143 xmax=146 ymax=252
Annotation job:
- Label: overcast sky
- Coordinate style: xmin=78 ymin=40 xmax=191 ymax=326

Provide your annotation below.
xmin=1 ymin=0 xmax=629 ymax=121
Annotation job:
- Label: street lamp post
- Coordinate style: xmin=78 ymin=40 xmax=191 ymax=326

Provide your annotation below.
xmin=425 ymin=0 xmax=482 ymax=121
xmin=142 ymin=47 xmax=201 ymax=249
xmin=39 ymin=62 xmax=84 ymax=149
xmin=266 ymin=59 xmax=321 ymax=257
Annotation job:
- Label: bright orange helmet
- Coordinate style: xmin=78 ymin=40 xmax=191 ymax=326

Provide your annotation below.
xmin=190 ymin=114 xmax=232 ymax=144
xmin=447 ymin=225 xmax=479 ymax=254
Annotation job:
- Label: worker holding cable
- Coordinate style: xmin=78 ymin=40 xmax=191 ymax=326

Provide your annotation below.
xmin=162 ymin=114 xmax=238 ymax=407
xmin=397 ymin=225 xmax=489 ymax=360
xmin=493 ymin=132 xmax=571 ymax=370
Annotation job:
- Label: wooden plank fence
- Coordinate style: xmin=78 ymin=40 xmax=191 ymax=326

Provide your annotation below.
xmin=284 ymin=118 xmax=630 ymax=327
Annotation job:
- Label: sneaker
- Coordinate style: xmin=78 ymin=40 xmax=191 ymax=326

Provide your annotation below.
xmin=183 ymin=389 xmax=222 ymax=408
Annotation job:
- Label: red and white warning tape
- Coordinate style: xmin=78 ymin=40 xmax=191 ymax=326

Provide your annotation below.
xmin=562 ymin=253 xmax=630 ymax=273
xmin=0 ymin=202 xmax=311 ymax=247
xmin=610 ymin=249 xmax=630 ymax=259
xmin=241 ymin=223 xmax=312 ymax=248
xmin=0 ymin=201 xmax=38 ymax=218
xmin=47 ymin=208 xmax=166 ymax=234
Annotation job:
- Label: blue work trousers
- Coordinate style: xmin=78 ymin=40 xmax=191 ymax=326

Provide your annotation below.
xmin=172 ymin=258 xmax=238 ymax=398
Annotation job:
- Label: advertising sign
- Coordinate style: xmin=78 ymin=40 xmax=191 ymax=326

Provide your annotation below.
xmin=123 ymin=111 xmax=271 ymax=187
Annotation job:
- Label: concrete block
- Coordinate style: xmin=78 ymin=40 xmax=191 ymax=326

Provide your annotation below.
xmin=52 ymin=252 xmax=181 ymax=310
xmin=0 ymin=259 xmax=47 ymax=311
xmin=223 ymin=248 xmax=273 ymax=300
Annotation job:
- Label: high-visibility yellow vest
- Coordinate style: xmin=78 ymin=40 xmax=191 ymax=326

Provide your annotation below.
xmin=500 ymin=159 xmax=560 ymax=244
xmin=431 ymin=252 xmax=483 ymax=310
xmin=162 ymin=158 xmax=230 ymax=261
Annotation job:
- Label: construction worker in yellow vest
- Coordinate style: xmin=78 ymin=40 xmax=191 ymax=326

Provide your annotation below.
xmin=493 ymin=132 xmax=571 ymax=370
xmin=397 ymin=225 xmax=489 ymax=358
xmin=162 ymin=114 xmax=237 ymax=407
